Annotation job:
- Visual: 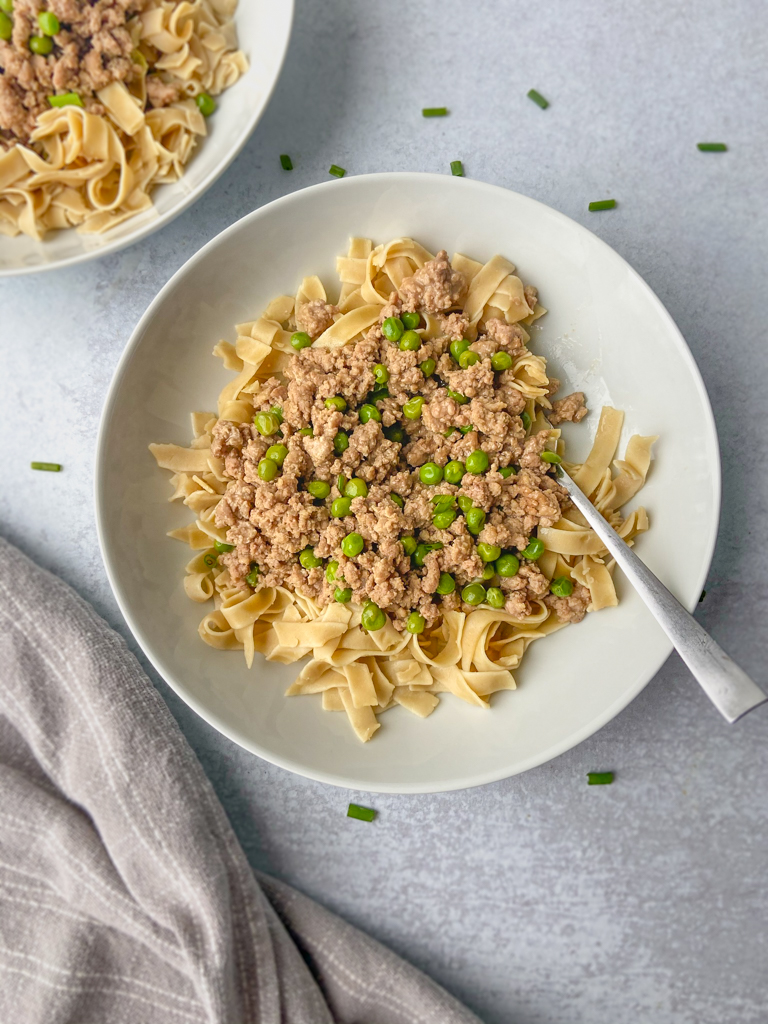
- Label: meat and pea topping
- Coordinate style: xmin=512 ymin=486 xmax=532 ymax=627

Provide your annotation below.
xmin=212 ymin=251 xmax=591 ymax=631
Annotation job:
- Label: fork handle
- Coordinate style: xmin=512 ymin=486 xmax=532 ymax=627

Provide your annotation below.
xmin=558 ymin=470 xmax=766 ymax=723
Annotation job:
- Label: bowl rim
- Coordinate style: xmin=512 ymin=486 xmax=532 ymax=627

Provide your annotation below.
xmin=0 ymin=0 xmax=295 ymax=279
xmin=95 ymin=172 xmax=722 ymax=793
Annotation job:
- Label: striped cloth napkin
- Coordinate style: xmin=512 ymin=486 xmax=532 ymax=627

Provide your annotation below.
xmin=0 ymin=537 xmax=480 ymax=1024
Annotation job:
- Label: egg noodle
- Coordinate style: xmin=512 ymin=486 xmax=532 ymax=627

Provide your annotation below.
xmin=150 ymin=237 xmax=657 ymax=742
xmin=0 ymin=0 xmax=246 ymax=239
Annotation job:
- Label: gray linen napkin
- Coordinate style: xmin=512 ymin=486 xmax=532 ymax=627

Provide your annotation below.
xmin=0 ymin=537 xmax=482 ymax=1024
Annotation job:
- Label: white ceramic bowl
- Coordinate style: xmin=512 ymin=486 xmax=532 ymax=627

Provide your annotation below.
xmin=0 ymin=0 xmax=293 ymax=278
xmin=96 ymin=173 xmax=721 ymax=793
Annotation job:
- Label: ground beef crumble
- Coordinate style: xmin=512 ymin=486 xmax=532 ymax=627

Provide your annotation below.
xmin=213 ymin=251 xmax=589 ymax=629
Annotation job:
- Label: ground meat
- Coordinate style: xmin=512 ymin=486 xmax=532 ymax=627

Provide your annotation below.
xmin=146 ymin=75 xmax=181 ymax=108
xmin=548 ymin=392 xmax=588 ymax=426
xmin=0 ymin=0 xmax=146 ymax=147
xmin=399 ymin=250 xmax=468 ymax=314
xmin=209 ymin=259 xmax=590 ymax=633
xmin=544 ymin=583 xmax=591 ymax=623
xmin=524 ymin=285 xmax=538 ymax=313
xmin=295 ymin=300 xmax=339 ymax=339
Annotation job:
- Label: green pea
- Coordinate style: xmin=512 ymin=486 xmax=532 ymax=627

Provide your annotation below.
xmin=496 ymin=553 xmax=520 ymax=578
xmin=522 ymin=537 xmax=545 ymax=560
xmin=491 ymin=351 xmax=513 ymax=371
xmin=477 ymin=542 xmax=501 ymax=563
xmin=420 ymin=358 xmax=436 ymax=378
xmin=465 ymin=507 xmax=486 ymax=535
xmin=459 ymin=350 xmax=479 ymax=369
xmin=270 ymin=405 xmax=283 ymax=423
xmin=521 ymin=410 xmax=532 ymax=431
xmin=331 ymin=497 xmax=352 ymax=518
xmin=266 ymin=443 xmax=288 ymax=465
xmin=254 ymin=411 xmax=280 ymax=436
xmin=444 ymin=460 xmax=465 ymax=484
xmin=246 ymin=565 xmax=260 ymax=588
xmin=29 ymin=34 xmax=53 ymax=54
xmin=390 ymin=493 xmax=404 ymax=508
xmin=341 ymin=532 xmax=364 ymax=557
xmin=195 ymin=91 xmax=216 ymax=117
xmin=373 ymin=363 xmax=389 ymax=385
xmin=48 ymin=92 xmax=83 ymax=108
xmin=385 ymin=424 xmax=405 ymax=443
xmin=299 ymin=547 xmax=322 ymax=569
xmin=402 ymin=396 xmax=424 ymax=420
xmin=479 ymin=563 xmax=496 ymax=581
xmin=290 ymin=331 xmax=312 ymax=350
xmin=406 ymin=611 xmax=426 ymax=634
xmin=550 ymin=576 xmax=574 ymax=597
xmin=465 ymin=449 xmax=490 ymax=474
xmin=344 ymin=478 xmax=368 ymax=498
xmin=445 ymin=387 xmax=468 ymax=405
xmin=499 ymin=466 xmax=514 ymax=478
xmin=38 ymin=10 xmax=59 ymax=35
xmin=433 ymin=509 xmax=458 ymax=530
xmin=401 ymin=311 xmax=421 ymax=330
xmin=325 ymin=395 xmax=347 ymax=412
xmin=0 ymin=0 xmax=13 ymax=13
xmin=450 ymin=338 xmax=470 ymax=362
xmin=298 ymin=426 xmax=314 ymax=436
xmin=413 ymin=542 xmax=442 ymax=567
xmin=326 ymin=561 xmax=339 ymax=581
xmin=457 ymin=495 xmax=474 ymax=514
xmin=486 ymin=587 xmax=505 ymax=609
xmin=333 ymin=431 xmax=349 ymax=453
xmin=444 ymin=427 xmax=457 ymax=438
xmin=258 ymin=458 xmax=279 ymax=481
xmin=307 ymin=480 xmax=331 ymax=499
xmin=0 ymin=10 xmax=11 ymax=39
xmin=358 ymin=403 xmax=381 ymax=423
xmin=462 ymin=583 xmax=486 ymax=606
xmin=382 ymin=316 xmax=404 ymax=342
xmin=436 ymin=572 xmax=456 ymax=595
xmin=203 ymin=552 xmax=217 ymax=568
xmin=419 ymin=461 xmax=443 ymax=486
xmin=337 ymin=474 xmax=347 ymax=492
xmin=214 ymin=540 xmax=234 ymax=553
xmin=361 ymin=601 xmax=386 ymax=631
xmin=399 ymin=330 xmax=421 ymax=351
xmin=458 ymin=424 xmax=474 ymax=434
xmin=401 ymin=536 xmax=418 ymax=556
xmin=335 ymin=587 xmax=352 ymax=603
xmin=541 ymin=450 xmax=562 ymax=464
xmin=431 ymin=494 xmax=455 ymax=512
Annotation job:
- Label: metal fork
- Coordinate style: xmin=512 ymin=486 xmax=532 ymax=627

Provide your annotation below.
xmin=554 ymin=463 xmax=766 ymax=723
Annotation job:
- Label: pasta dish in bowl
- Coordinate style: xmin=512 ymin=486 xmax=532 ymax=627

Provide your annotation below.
xmin=96 ymin=173 xmax=719 ymax=791
xmin=0 ymin=0 xmax=292 ymax=273
xmin=150 ymin=237 xmax=656 ymax=743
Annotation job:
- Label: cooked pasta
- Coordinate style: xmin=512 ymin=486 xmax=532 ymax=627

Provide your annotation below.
xmin=0 ymin=0 xmax=247 ymax=239
xmin=150 ymin=238 xmax=656 ymax=742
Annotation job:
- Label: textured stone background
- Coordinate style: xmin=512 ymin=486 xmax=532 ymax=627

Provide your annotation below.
xmin=1 ymin=1 xmax=767 ymax=1021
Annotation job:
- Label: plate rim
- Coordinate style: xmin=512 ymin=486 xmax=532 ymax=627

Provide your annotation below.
xmin=95 ymin=172 xmax=722 ymax=793
xmin=0 ymin=0 xmax=295 ymax=279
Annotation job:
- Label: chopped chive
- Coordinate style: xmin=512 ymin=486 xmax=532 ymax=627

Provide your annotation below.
xmin=30 ymin=461 xmax=61 ymax=472
xmin=697 ymin=142 xmax=727 ymax=152
xmin=699 ymin=589 xmax=707 ymax=603
xmin=587 ymin=772 xmax=614 ymax=786
xmin=347 ymin=802 xmax=376 ymax=822
xmin=329 ymin=164 xmax=346 ymax=178
xmin=280 ymin=154 xmax=293 ymax=170
xmin=588 ymin=199 xmax=616 ymax=211
xmin=527 ymin=88 xmax=549 ymax=109
xmin=422 ymin=107 xmax=448 ymax=117
xmin=450 ymin=160 xmax=464 ymax=177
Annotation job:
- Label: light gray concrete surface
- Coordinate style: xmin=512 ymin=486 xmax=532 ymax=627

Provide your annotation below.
xmin=1 ymin=1 xmax=767 ymax=1021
